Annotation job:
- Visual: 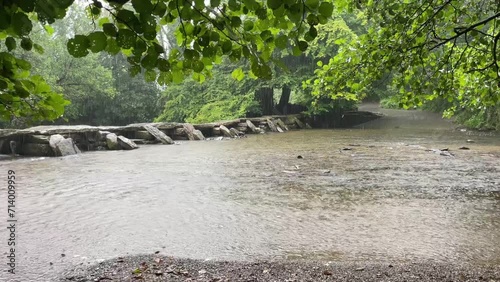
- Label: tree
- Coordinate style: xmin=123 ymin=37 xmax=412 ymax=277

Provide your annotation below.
xmin=0 ymin=0 xmax=334 ymax=122
xmin=308 ymin=0 xmax=500 ymax=128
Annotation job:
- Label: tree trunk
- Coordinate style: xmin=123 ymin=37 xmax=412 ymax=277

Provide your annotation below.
xmin=256 ymin=87 xmax=274 ymax=115
xmin=277 ymin=85 xmax=291 ymax=114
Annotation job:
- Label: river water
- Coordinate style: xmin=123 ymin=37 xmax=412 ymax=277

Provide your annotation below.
xmin=1 ymin=107 xmax=499 ymax=281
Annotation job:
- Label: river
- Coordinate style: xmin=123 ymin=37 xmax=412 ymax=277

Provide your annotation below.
xmin=1 ymin=106 xmax=499 ymax=281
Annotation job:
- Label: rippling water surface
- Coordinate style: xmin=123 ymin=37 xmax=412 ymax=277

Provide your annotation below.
xmin=0 ymin=107 xmax=499 ymax=281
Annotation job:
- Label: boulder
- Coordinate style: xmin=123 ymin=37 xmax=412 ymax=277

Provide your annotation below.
xmin=230 ymin=128 xmax=243 ymax=137
xmin=219 ymin=125 xmax=235 ymax=138
xmin=117 ymin=135 xmax=138 ymax=150
xmin=183 ymin=123 xmax=196 ymax=140
xmin=246 ymin=120 xmax=259 ymax=133
xmin=193 ymin=129 xmax=205 ymax=140
xmin=276 ymin=126 xmax=284 ymax=133
xmin=135 ymin=130 xmax=155 ymax=140
xmin=106 ymin=133 xmax=120 ymax=150
xmin=294 ymin=117 xmax=306 ymax=129
xmin=20 ymin=143 xmax=52 ymax=156
xmin=49 ymin=135 xmax=80 ymax=156
xmin=143 ymin=125 xmax=174 ymax=144
xmin=275 ymin=119 xmax=289 ymax=131
xmin=49 ymin=134 xmax=65 ymax=148
xmin=266 ymin=119 xmax=278 ymax=132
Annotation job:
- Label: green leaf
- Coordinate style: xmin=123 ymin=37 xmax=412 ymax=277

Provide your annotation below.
xmin=132 ymin=0 xmax=154 ymax=14
xmin=103 ymin=23 xmax=117 ymax=36
xmin=20 ymin=38 xmax=33 ymax=51
xmin=243 ymin=20 xmax=254 ymax=31
xmin=12 ymin=12 xmax=33 ymax=36
xmin=297 ymin=40 xmax=308 ymax=51
xmin=5 ymin=37 xmax=16 ymax=51
xmin=267 ymin=0 xmax=283 ymax=10
xmin=145 ymin=69 xmax=157 ymax=82
xmin=88 ymin=31 xmax=107 ymax=53
xmin=33 ymin=43 xmax=44 ymax=54
xmin=67 ymin=35 xmax=90 ymax=57
xmin=192 ymin=60 xmax=204 ymax=72
xmin=318 ymin=2 xmax=334 ymax=18
xmin=116 ymin=29 xmax=136 ymax=49
xmin=275 ymin=35 xmax=287 ymax=49
xmin=44 ymin=25 xmax=55 ymax=35
xmin=231 ymin=68 xmax=245 ymax=81
xmin=304 ymin=0 xmax=319 ymax=10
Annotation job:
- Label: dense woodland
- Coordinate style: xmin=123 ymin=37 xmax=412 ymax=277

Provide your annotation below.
xmin=0 ymin=0 xmax=499 ymax=129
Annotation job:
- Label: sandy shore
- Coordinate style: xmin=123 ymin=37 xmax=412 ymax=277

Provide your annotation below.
xmin=59 ymin=254 xmax=500 ymax=282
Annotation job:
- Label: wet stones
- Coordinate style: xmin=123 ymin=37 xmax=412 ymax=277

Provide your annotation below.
xmin=246 ymin=120 xmax=259 ymax=133
xmin=117 ymin=136 xmax=138 ymax=150
xmin=49 ymin=134 xmax=81 ymax=156
xmin=219 ymin=125 xmax=235 ymax=138
xmin=266 ymin=119 xmax=279 ymax=132
xmin=106 ymin=133 xmax=120 ymax=150
xmin=143 ymin=125 xmax=174 ymax=144
xmin=193 ymin=130 xmax=205 ymax=140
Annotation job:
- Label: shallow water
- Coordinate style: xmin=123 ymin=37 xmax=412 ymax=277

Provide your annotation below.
xmin=0 ymin=107 xmax=499 ymax=281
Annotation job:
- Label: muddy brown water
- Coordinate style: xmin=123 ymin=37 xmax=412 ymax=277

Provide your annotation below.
xmin=1 ymin=106 xmax=500 ymax=281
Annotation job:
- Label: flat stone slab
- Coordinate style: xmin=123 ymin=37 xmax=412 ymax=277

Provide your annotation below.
xmin=117 ymin=135 xmax=138 ymax=150
xmin=267 ymin=119 xmax=278 ymax=132
xmin=219 ymin=125 xmax=235 ymax=138
xmin=143 ymin=125 xmax=174 ymax=144
xmin=246 ymin=120 xmax=259 ymax=133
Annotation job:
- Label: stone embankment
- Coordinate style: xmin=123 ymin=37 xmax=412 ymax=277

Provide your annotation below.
xmin=0 ymin=115 xmax=310 ymax=157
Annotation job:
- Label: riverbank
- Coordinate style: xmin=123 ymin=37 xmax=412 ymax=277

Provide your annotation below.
xmin=61 ymin=254 xmax=500 ymax=281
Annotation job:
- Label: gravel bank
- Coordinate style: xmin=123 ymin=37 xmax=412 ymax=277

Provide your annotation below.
xmin=60 ymin=255 xmax=500 ymax=282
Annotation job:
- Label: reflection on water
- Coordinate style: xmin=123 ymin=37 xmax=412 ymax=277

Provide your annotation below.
xmin=0 ymin=107 xmax=499 ymax=281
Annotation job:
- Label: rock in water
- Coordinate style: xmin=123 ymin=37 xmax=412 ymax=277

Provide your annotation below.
xmin=49 ymin=134 xmax=65 ymax=148
xmin=193 ymin=129 xmax=205 ymax=140
xmin=294 ymin=117 xmax=306 ymax=129
xmin=117 ymin=136 xmax=138 ymax=150
xmin=106 ymin=133 xmax=120 ymax=150
xmin=246 ymin=120 xmax=259 ymax=133
xmin=143 ymin=125 xmax=174 ymax=144
xmin=276 ymin=119 xmax=289 ymax=131
xmin=266 ymin=119 xmax=278 ymax=132
xmin=49 ymin=135 xmax=80 ymax=156
xmin=183 ymin=123 xmax=196 ymax=140
xmin=219 ymin=125 xmax=235 ymax=138
xmin=229 ymin=128 xmax=242 ymax=137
